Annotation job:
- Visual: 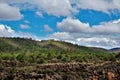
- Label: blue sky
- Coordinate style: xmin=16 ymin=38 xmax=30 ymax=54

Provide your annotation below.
xmin=0 ymin=0 xmax=120 ymax=49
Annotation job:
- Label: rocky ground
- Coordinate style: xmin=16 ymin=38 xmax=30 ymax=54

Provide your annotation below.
xmin=0 ymin=61 xmax=120 ymax=80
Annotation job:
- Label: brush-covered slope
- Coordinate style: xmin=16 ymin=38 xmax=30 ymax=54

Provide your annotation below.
xmin=0 ymin=37 xmax=39 ymax=53
xmin=0 ymin=37 xmax=109 ymax=54
xmin=110 ymin=48 xmax=120 ymax=53
xmin=40 ymin=39 xmax=109 ymax=53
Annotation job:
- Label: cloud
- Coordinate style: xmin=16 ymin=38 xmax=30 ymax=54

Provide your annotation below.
xmin=72 ymin=0 xmax=120 ymax=14
xmin=49 ymin=32 xmax=73 ymax=40
xmin=33 ymin=0 xmax=78 ymax=17
xmin=0 ymin=0 xmax=78 ymax=17
xmin=57 ymin=17 xmax=120 ymax=34
xmin=0 ymin=3 xmax=23 ymax=20
xmin=0 ymin=24 xmax=41 ymax=40
xmin=36 ymin=11 xmax=43 ymax=17
xmin=57 ymin=17 xmax=91 ymax=33
xmin=44 ymin=25 xmax=53 ymax=32
xmin=76 ymin=37 xmax=118 ymax=49
xmin=49 ymin=32 xmax=120 ymax=49
xmin=50 ymin=18 xmax=120 ymax=49
xmin=20 ymin=24 xmax=30 ymax=29
xmin=0 ymin=0 xmax=120 ymax=49
xmin=0 ymin=0 xmax=29 ymax=3
xmin=0 ymin=24 xmax=15 ymax=37
xmin=1 ymin=0 xmax=119 ymax=17
xmin=112 ymin=19 xmax=120 ymax=24
xmin=24 ymin=20 xmax=30 ymax=24
xmin=15 ymin=31 xmax=41 ymax=41
xmin=92 ymin=20 xmax=120 ymax=34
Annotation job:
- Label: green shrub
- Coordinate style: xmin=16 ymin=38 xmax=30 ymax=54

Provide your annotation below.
xmin=115 ymin=53 xmax=120 ymax=59
xmin=0 ymin=64 xmax=3 ymax=70
xmin=47 ymin=52 xmax=53 ymax=59
xmin=36 ymin=53 xmax=42 ymax=58
xmin=76 ymin=57 xmax=84 ymax=62
xmin=0 ymin=57 xmax=2 ymax=63
xmin=0 ymin=54 xmax=16 ymax=60
xmin=27 ymin=54 xmax=36 ymax=63
xmin=27 ymin=55 xmax=35 ymax=63
xmin=36 ymin=58 xmax=46 ymax=64
xmin=16 ymin=53 xmax=26 ymax=62
xmin=108 ymin=54 xmax=116 ymax=61
xmin=61 ymin=55 xmax=70 ymax=62
xmin=57 ymin=54 xmax=63 ymax=59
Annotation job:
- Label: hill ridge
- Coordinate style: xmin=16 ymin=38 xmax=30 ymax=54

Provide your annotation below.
xmin=0 ymin=37 xmax=114 ymax=53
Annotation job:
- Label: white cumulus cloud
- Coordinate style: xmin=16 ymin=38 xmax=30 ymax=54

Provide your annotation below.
xmin=57 ymin=17 xmax=120 ymax=34
xmin=76 ymin=37 xmax=118 ymax=49
xmin=0 ymin=24 xmax=41 ymax=40
xmin=0 ymin=3 xmax=23 ymax=20
xmin=49 ymin=32 xmax=120 ymax=49
xmin=1 ymin=0 xmax=120 ymax=17
xmin=49 ymin=32 xmax=73 ymax=40
xmin=57 ymin=17 xmax=91 ymax=33
xmin=72 ymin=0 xmax=120 ymax=14
xmin=0 ymin=24 xmax=15 ymax=37
xmin=49 ymin=18 xmax=120 ymax=49
xmin=33 ymin=0 xmax=78 ymax=17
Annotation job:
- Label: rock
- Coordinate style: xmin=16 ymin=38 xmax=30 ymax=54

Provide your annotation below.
xmin=107 ymin=72 xmax=115 ymax=80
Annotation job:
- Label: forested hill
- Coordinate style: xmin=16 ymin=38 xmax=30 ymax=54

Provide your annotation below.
xmin=0 ymin=37 xmax=109 ymax=54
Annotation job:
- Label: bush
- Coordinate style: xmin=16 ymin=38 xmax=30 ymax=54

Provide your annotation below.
xmin=16 ymin=53 xmax=26 ymax=62
xmin=47 ymin=52 xmax=53 ymax=59
xmin=0 ymin=54 xmax=16 ymax=60
xmin=36 ymin=58 xmax=46 ymax=64
xmin=76 ymin=57 xmax=84 ymax=62
xmin=115 ymin=53 xmax=120 ymax=59
xmin=0 ymin=64 xmax=3 ymax=70
xmin=57 ymin=54 xmax=63 ymax=59
xmin=108 ymin=55 xmax=116 ymax=61
xmin=27 ymin=56 xmax=35 ymax=63
xmin=0 ymin=58 xmax=2 ymax=63
xmin=61 ymin=55 xmax=70 ymax=62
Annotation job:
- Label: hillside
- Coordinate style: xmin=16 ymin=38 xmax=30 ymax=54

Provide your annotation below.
xmin=110 ymin=48 xmax=120 ymax=53
xmin=0 ymin=37 xmax=119 ymax=63
xmin=0 ymin=37 xmax=39 ymax=53
xmin=0 ymin=37 xmax=109 ymax=54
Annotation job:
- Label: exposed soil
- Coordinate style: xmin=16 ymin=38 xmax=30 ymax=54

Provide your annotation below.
xmin=0 ymin=61 xmax=120 ymax=80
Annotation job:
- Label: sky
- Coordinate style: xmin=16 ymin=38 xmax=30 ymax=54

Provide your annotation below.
xmin=0 ymin=0 xmax=120 ymax=49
